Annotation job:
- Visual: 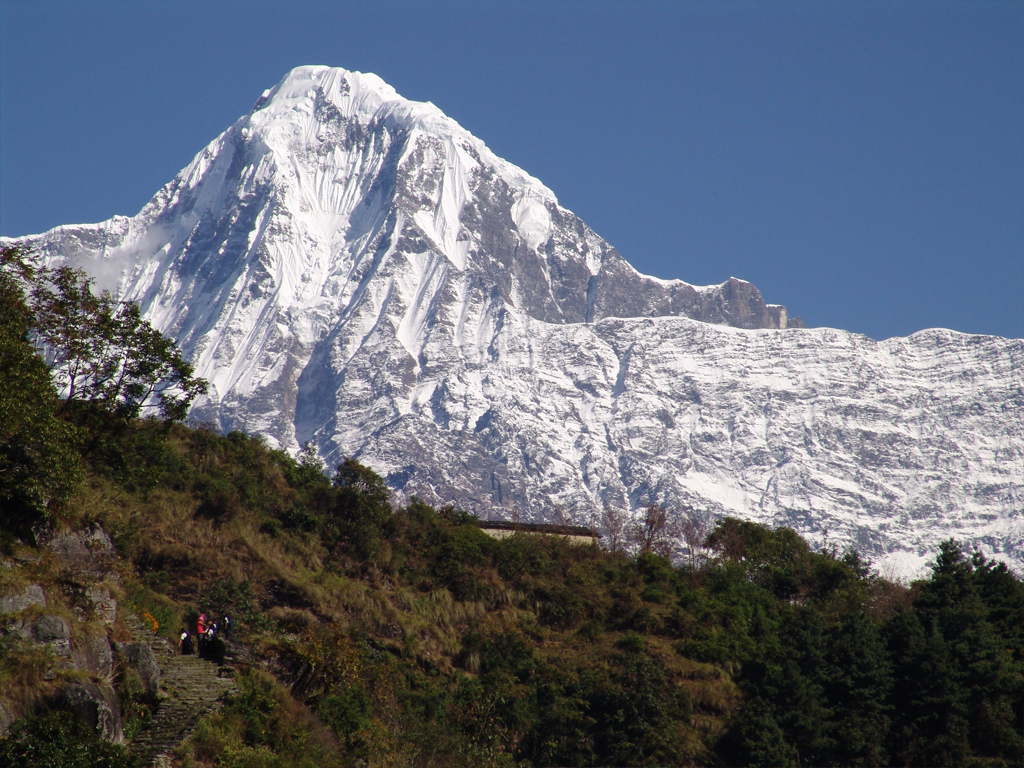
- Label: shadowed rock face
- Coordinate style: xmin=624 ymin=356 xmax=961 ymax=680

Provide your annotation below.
xmin=42 ymin=526 xmax=119 ymax=579
xmin=4 ymin=65 xmax=1020 ymax=577
xmin=59 ymin=681 xmax=123 ymax=743
xmin=72 ymin=629 xmax=114 ymax=679
xmin=34 ymin=615 xmax=72 ymax=658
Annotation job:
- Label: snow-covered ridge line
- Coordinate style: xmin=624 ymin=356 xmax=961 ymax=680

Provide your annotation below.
xmin=5 ymin=65 xmax=1021 ymax=580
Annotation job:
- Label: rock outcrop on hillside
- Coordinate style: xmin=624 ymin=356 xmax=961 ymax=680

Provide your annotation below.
xmin=0 ymin=528 xmax=127 ymax=742
xmin=0 ymin=526 xmax=236 ymax=764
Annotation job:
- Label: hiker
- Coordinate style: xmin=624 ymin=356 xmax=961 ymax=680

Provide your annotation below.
xmin=179 ymin=628 xmax=194 ymax=655
xmin=205 ymin=622 xmax=226 ymax=665
xmin=196 ymin=622 xmax=214 ymax=661
xmin=197 ymin=614 xmax=208 ymax=658
xmin=222 ymin=615 xmax=232 ymax=638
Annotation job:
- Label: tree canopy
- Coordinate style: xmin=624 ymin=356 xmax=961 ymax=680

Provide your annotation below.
xmin=25 ymin=256 xmax=206 ymax=421
xmin=0 ymin=250 xmax=82 ymax=536
xmin=0 ymin=245 xmax=207 ymax=534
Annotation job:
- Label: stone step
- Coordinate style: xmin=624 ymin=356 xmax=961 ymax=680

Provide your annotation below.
xmin=124 ymin=614 xmax=238 ymax=766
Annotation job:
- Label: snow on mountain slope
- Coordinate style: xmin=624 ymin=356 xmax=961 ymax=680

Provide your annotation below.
xmin=6 ymin=66 xmax=1021 ymax=576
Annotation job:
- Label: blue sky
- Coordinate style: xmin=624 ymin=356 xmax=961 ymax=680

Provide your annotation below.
xmin=2 ymin=0 xmax=1021 ymax=340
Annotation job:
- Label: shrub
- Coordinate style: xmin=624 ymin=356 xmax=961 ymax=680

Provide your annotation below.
xmin=0 ymin=710 xmax=140 ymax=768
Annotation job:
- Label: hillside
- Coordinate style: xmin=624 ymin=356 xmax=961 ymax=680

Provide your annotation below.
xmin=3 ymin=412 xmax=1024 ymax=767
xmin=2 ymin=253 xmax=1022 ymax=766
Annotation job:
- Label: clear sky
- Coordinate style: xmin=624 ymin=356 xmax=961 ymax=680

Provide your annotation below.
xmin=2 ymin=0 xmax=1021 ymax=340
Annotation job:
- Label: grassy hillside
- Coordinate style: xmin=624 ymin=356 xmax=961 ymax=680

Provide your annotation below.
xmin=2 ymin=249 xmax=1022 ymax=766
xmin=2 ymin=412 xmax=1023 ymax=767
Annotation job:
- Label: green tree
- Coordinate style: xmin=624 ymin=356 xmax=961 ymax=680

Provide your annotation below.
xmin=884 ymin=608 xmax=969 ymax=766
xmin=30 ymin=265 xmax=105 ymax=406
xmin=30 ymin=264 xmax=206 ymax=420
xmin=893 ymin=541 xmax=1024 ymax=763
xmin=91 ymin=301 xmax=206 ymax=421
xmin=706 ymin=517 xmax=845 ymax=601
xmin=819 ymin=610 xmax=892 ymax=766
xmin=289 ymin=442 xmax=330 ymax=489
xmin=558 ymin=632 xmax=694 ymax=767
xmin=330 ymin=458 xmax=393 ymax=561
xmin=718 ymin=697 xmax=799 ymax=768
xmin=0 ymin=249 xmax=81 ymax=539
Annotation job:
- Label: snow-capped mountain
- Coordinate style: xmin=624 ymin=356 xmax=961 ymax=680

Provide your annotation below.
xmin=7 ymin=66 xmax=1022 ymax=577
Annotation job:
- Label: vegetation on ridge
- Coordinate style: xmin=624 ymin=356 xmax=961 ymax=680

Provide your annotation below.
xmin=1 ymin=246 xmax=1023 ymax=767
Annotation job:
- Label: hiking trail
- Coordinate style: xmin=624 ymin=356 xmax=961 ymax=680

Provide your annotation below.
xmin=125 ymin=615 xmax=236 ymax=767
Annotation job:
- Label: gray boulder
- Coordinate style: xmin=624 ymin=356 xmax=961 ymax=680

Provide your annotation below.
xmin=1 ymin=619 xmax=33 ymax=642
xmin=86 ymin=585 xmax=118 ymax=625
xmin=43 ymin=525 xmax=118 ymax=579
xmin=117 ymin=641 xmax=161 ymax=695
xmin=0 ymin=584 xmax=46 ymax=614
xmin=72 ymin=629 xmax=114 ymax=679
xmin=0 ymin=700 xmax=15 ymax=738
xmin=34 ymin=615 xmax=72 ymax=658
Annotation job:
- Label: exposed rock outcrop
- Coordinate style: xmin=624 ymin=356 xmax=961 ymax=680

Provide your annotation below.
xmin=116 ymin=640 xmax=161 ymax=696
xmin=73 ymin=627 xmax=115 ymax=679
xmin=43 ymin=525 xmax=120 ymax=579
xmin=33 ymin=615 xmax=72 ymax=659
xmin=0 ymin=585 xmax=46 ymax=614
xmin=58 ymin=680 xmax=124 ymax=743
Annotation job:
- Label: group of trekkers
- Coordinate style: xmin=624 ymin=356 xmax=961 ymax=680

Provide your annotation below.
xmin=178 ymin=613 xmax=232 ymax=662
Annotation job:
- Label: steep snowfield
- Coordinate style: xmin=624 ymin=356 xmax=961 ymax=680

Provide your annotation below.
xmin=6 ymin=66 xmax=1022 ymax=577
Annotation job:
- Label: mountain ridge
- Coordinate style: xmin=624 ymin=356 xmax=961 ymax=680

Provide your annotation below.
xmin=5 ymin=65 xmax=1021 ymax=578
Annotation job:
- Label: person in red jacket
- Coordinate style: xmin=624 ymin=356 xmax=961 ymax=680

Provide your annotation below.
xmin=196 ymin=614 xmax=208 ymax=658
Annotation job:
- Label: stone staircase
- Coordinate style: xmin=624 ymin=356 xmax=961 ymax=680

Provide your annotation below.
xmin=124 ymin=615 xmax=236 ymax=767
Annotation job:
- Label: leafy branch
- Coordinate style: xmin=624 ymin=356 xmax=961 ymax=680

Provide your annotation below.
xmin=25 ymin=259 xmax=207 ymax=420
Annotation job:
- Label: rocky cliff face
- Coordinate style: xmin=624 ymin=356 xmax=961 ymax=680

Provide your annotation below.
xmin=5 ymin=66 xmax=1021 ymax=576
xmin=1 ymin=527 xmax=128 ymax=742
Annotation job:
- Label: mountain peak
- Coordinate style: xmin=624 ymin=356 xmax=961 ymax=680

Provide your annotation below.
xmin=6 ymin=67 xmax=1020 ymax=578
xmin=255 ymin=66 xmax=431 ymax=129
